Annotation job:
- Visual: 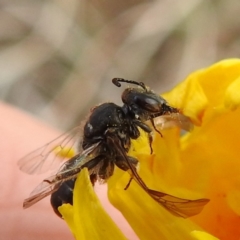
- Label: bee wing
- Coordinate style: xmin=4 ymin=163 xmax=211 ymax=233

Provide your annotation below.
xmin=23 ymin=175 xmax=59 ymax=209
xmin=18 ymin=127 xmax=82 ymax=175
xmin=23 ymin=143 xmax=100 ymax=209
xmin=151 ymin=113 xmax=194 ymax=132
xmin=147 ymin=189 xmax=209 ymax=218
xmin=106 ymin=132 xmax=209 ymax=218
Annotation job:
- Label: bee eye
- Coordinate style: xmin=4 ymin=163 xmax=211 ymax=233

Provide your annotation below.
xmin=136 ymin=96 xmax=161 ymax=112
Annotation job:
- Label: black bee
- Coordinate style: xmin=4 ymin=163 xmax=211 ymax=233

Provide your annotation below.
xmin=18 ymin=78 xmax=209 ymax=218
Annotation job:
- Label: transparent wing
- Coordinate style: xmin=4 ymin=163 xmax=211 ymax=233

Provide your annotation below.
xmin=147 ymin=189 xmax=209 ymax=218
xmin=18 ymin=127 xmax=82 ymax=175
xmin=23 ymin=143 xmax=100 ymax=209
xmin=23 ymin=175 xmax=58 ymax=209
xmin=151 ymin=113 xmax=194 ymax=132
xmin=106 ymin=131 xmax=209 ymax=218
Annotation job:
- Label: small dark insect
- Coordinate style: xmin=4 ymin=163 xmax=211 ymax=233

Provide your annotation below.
xmin=18 ymin=78 xmax=209 ymax=218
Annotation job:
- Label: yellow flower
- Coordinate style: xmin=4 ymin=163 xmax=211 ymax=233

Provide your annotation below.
xmin=59 ymin=59 xmax=240 ymax=240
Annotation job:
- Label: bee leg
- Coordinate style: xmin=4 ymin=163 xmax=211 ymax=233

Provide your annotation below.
xmin=124 ymin=177 xmax=133 ymax=190
xmin=134 ymin=120 xmax=154 ymax=154
xmin=150 ymin=117 xmax=162 ymax=137
xmin=148 ymin=132 xmax=153 ymax=155
xmin=98 ymin=158 xmax=115 ymax=181
xmin=83 ymin=156 xmax=115 ymax=182
xmin=90 ymin=174 xmax=98 ymax=185
xmin=115 ymin=156 xmax=138 ymax=190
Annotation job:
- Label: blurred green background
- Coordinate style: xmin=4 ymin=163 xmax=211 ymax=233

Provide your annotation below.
xmin=1 ymin=0 xmax=240 ymax=130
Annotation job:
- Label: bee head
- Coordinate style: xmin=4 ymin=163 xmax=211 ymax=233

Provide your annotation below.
xmin=112 ymin=78 xmax=176 ymax=121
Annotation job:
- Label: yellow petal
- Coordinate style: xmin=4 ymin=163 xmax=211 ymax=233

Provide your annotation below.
xmin=163 ymin=74 xmax=208 ymax=125
xmin=163 ymin=59 xmax=240 ymax=125
xmin=59 ymin=168 xmax=126 ymax=240
xmin=224 ymin=76 xmax=240 ymax=110
xmin=108 ymin=127 xmax=208 ymax=239
xmin=173 ymin=60 xmax=240 ymax=238
xmin=59 ymin=204 xmax=76 ymax=237
xmin=227 ymin=186 xmax=240 ymax=216
xmin=197 ymin=59 xmax=240 ymax=106
xmin=191 ymin=230 xmax=219 ymax=240
xmin=53 ymin=146 xmax=75 ymax=159
xmin=108 ymin=166 xmax=205 ymax=240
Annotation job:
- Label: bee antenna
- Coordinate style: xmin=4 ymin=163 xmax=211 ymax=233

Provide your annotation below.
xmin=112 ymin=78 xmax=147 ymax=91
